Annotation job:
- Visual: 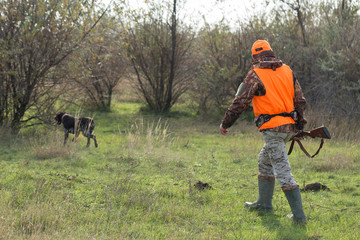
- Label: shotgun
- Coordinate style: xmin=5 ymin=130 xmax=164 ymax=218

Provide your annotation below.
xmin=288 ymin=126 xmax=331 ymax=158
xmin=296 ymin=126 xmax=331 ymax=139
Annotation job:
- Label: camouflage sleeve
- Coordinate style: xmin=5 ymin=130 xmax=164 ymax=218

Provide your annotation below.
xmin=293 ymin=73 xmax=307 ymax=130
xmin=221 ymin=70 xmax=264 ymax=129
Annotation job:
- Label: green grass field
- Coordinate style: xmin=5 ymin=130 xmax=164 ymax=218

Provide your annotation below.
xmin=0 ymin=102 xmax=359 ymax=239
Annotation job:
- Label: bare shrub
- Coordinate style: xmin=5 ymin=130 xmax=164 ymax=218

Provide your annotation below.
xmin=120 ymin=0 xmax=195 ymax=113
xmin=191 ymin=22 xmax=251 ymax=113
xmin=71 ymin=15 xmax=129 ymax=111
xmin=0 ymin=0 xmax=105 ymax=132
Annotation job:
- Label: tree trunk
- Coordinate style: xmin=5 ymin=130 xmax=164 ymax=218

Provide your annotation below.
xmin=165 ymin=0 xmax=177 ymax=112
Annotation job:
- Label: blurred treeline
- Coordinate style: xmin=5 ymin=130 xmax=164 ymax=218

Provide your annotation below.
xmin=0 ymin=0 xmax=359 ymax=132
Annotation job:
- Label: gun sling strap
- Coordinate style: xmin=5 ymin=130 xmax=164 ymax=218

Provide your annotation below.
xmin=288 ymin=138 xmax=324 ymax=158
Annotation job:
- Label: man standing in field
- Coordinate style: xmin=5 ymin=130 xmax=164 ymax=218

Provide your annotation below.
xmin=220 ymin=40 xmax=307 ymax=224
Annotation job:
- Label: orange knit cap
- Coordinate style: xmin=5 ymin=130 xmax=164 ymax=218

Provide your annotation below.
xmin=251 ymin=40 xmax=272 ymax=56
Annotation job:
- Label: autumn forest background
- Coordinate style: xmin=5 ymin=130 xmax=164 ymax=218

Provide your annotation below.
xmin=1 ymin=0 xmax=360 ymax=134
xmin=0 ymin=0 xmax=360 ymax=239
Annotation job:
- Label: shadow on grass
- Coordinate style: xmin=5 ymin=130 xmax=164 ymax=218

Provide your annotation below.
xmin=257 ymin=211 xmax=308 ymax=240
xmin=274 ymin=223 xmax=308 ymax=240
xmin=257 ymin=211 xmax=281 ymax=229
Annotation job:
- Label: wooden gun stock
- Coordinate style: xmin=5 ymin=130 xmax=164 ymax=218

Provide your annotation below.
xmin=299 ymin=126 xmax=331 ymax=139
xmin=289 ymin=126 xmax=331 ymax=158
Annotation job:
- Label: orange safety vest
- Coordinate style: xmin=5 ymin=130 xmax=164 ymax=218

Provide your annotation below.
xmin=252 ymin=64 xmax=295 ymax=130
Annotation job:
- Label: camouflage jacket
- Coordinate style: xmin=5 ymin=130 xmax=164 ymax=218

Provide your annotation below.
xmin=221 ymin=57 xmax=307 ymax=133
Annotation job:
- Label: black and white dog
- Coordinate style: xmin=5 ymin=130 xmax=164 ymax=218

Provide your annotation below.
xmin=54 ymin=112 xmax=98 ymax=148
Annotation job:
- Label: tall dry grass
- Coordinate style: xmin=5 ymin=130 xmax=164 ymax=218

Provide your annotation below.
xmin=126 ymin=118 xmax=174 ymax=154
xmin=305 ymin=108 xmax=360 ymax=142
xmin=30 ymin=131 xmax=78 ymax=160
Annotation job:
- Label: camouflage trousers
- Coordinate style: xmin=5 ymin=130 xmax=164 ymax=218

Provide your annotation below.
xmin=258 ymin=131 xmax=298 ymax=189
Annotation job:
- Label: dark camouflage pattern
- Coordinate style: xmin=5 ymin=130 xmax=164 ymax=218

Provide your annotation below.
xmin=221 ymin=56 xmax=307 ymax=132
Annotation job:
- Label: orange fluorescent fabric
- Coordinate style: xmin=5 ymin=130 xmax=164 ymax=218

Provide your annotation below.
xmin=252 ymin=40 xmax=272 ymax=55
xmin=252 ymin=65 xmax=295 ymax=130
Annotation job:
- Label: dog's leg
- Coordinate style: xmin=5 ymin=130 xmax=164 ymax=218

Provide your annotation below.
xmin=86 ymin=136 xmax=90 ymax=147
xmin=93 ymin=134 xmax=98 ymax=148
xmin=64 ymin=132 xmax=69 ymax=145
xmin=73 ymin=130 xmax=80 ymax=142
xmin=84 ymin=132 xmax=97 ymax=148
xmin=82 ymin=129 xmax=91 ymax=148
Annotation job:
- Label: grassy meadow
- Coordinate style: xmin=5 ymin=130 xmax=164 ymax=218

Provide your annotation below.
xmin=0 ymin=101 xmax=359 ymax=239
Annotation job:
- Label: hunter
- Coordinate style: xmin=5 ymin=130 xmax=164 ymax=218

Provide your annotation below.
xmin=220 ymin=40 xmax=307 ymax=224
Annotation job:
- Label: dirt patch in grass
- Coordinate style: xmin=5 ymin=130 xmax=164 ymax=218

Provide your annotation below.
xmin=194 ymin=181 xmax=212 ymax=191
xmin=301 ymin=183 xmax=330 ymax=192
